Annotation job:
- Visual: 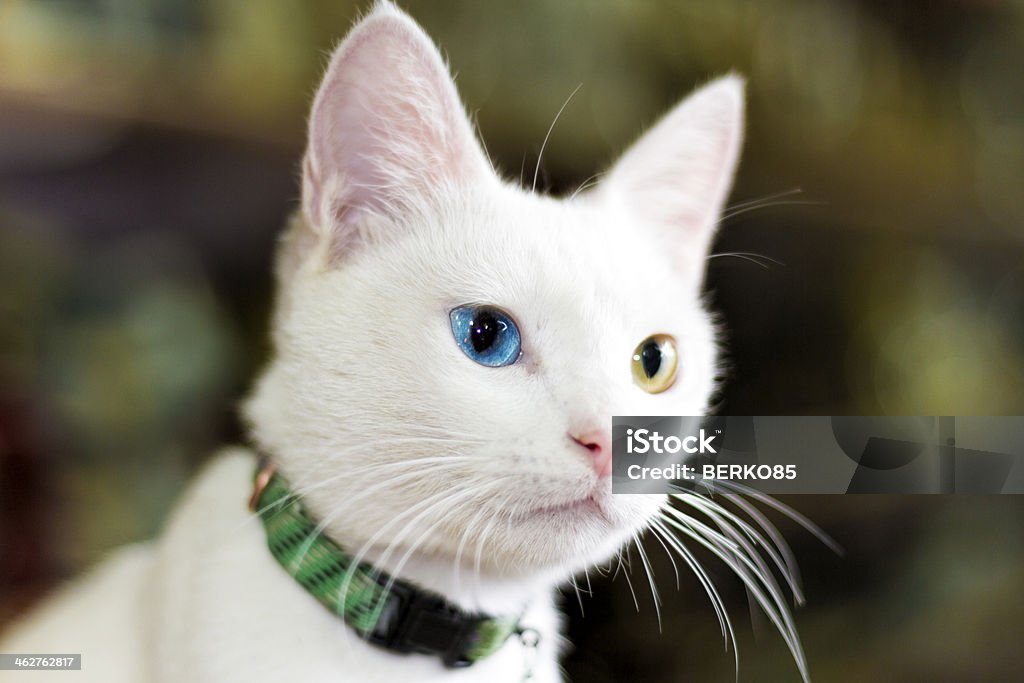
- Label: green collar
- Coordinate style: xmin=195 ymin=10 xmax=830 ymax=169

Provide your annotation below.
xmin=251 ymin=461 xmax=524 ymax=667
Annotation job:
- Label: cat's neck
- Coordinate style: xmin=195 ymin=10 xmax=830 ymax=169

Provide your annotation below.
xmin=357 ymin=546 xmax=561 ymax=617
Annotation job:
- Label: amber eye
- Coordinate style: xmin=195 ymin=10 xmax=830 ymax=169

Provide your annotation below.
xmin=631 ymin=334 xmax=679 ymax=393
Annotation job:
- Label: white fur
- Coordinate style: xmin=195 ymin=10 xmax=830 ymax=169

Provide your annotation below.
xmin=0 ymin=2 xmax=744 ymax=681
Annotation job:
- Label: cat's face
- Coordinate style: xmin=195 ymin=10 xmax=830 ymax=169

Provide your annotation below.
xmin=245 ymin=3 xmax=743 ymax=579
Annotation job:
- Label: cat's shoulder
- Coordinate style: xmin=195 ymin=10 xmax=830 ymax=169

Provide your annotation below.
xmin=156 ymin=446 xmax=263 ymax=560
xmin=174 ymin=446 xmax=258 ymax=510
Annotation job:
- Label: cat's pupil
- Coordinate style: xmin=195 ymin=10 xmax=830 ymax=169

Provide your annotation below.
xmin=640 ymin=340 xmax=662 ymax=378
xmin=470 ymin=311 xmax=499 ymax=352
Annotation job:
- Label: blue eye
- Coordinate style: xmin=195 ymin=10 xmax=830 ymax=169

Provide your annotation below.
xmin=449 ymin=305 xmax=522 ymax=367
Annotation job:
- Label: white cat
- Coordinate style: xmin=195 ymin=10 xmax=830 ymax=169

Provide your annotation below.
xmin=0 ymin=3 xmax=810 ymax=682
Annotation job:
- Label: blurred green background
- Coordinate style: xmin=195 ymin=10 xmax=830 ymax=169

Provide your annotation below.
xmin=1 ymin=0 xmax=1023 ymax=680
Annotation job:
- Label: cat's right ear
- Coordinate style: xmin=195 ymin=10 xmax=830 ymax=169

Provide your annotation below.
xmin=599 ymin=75 xmax=745 ymax=289
xmin=300 ymin=2 xmax=493 ymax=263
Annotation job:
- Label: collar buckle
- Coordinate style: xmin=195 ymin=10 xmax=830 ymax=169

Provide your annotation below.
xmin=366 ymin=579 xmax=487 ymax=668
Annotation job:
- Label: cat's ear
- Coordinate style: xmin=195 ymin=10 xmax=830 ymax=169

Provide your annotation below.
xmin=600 ymin=75 xmax=744 ymax=287
xmin=301 ymin=2 xmax=492 ymax=261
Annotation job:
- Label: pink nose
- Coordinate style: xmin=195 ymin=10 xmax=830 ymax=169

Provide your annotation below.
xmin=571 ymin=429 xmax=613 ymax=478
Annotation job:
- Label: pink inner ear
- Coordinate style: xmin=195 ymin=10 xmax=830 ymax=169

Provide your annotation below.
xmin=601 ymin=76 xmax=745 ymax=266
xmin=303 ymin=9 xmax=490 ymax=242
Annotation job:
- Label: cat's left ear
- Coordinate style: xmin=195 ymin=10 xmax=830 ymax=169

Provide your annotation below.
xmin=599 ymin=75 xmax=744 ymax=288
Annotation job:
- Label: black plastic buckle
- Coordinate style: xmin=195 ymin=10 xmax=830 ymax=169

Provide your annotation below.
xmin=365 ymin=579 xmax=487 ymax=668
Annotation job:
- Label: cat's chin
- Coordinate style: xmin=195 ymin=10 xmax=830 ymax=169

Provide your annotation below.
xmin=489 ymin=491 xmax=667 ymax=575
xmin=517 ymin=494 xmax=607 ymax=521
xmin=527 ymin=489 xmax=664 ymax=528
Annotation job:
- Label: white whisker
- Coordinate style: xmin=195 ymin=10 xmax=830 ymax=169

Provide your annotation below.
xmin=633 ymin=532 xmax=662 ymax=631
xmin=674 ymin=491 xmax=802 ymax=603
xmin=659 ymin=504 xmax=810 ymax=682
xmin=650 ymin=516 xmax=736 ymax=669
xmin=532 ymin=83 xmax=582 ymax=192
xmin=712 ymin=480 xmax=843 ymax=555
xmin=720 ymin=198 xmax=824 ymax=222
xmin=567 ymin=171 xmax=605 ymax=200
xmin=725 ymin=187 xmax=804 ymax=211
xmin=706 ymin=251 xmax=784 ymax=270
xmin=618 ymin=546 xmax=641 ymax=612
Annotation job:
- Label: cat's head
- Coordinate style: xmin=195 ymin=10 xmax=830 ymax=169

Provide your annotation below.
xmin=244 ymin=2 xmax=743 ymax=580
